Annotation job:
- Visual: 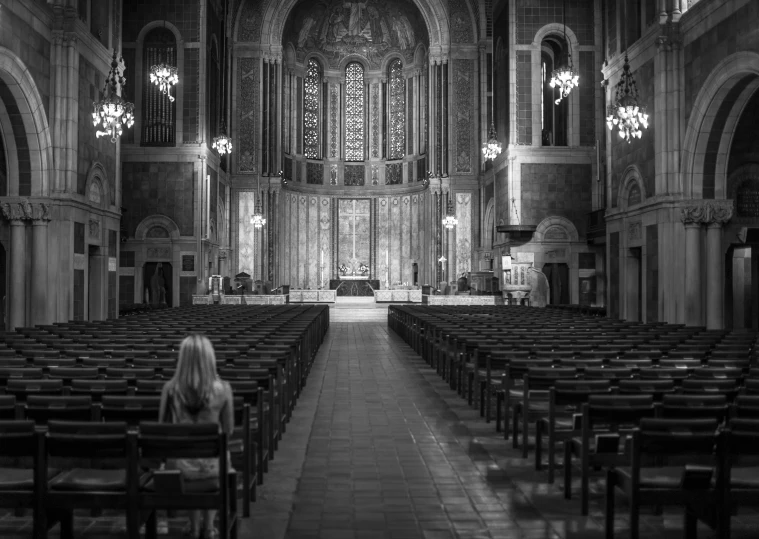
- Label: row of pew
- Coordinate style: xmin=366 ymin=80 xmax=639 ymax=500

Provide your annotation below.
xmin=389 ymin=305 xmax=759 ymax=539
xmin=0 ymin=304 xmax=330 ymax=539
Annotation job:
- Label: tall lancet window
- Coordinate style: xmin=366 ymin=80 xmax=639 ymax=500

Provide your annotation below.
xmin=304 ymin=58 xmax=322 ymax=159
xmin=345 ymin=62 xmax=365 ymax=161
xmin=142 ymin=27 xmax=177 ymax=146
xmin=388 ymin=58 xmax=406 ymax=160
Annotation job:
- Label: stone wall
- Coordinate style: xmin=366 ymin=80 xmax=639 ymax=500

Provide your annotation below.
xmin=121 ymin=162 xmax=196 ymax=237
xmin=77 ymin=55 xmax=117 ymax=197
xmin=520 ymin=163 xmax=592 ymax=236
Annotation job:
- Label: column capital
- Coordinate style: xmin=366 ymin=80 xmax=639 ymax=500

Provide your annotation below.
xmin=2 ymin=201 xmax=51 ymax=223
xmin=680 ymin=199 xmax=734 ymax=225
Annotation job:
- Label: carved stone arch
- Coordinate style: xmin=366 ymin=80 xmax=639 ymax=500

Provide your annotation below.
xmin=134 ymin=21 xmax=185 ymax=146
xmin=414 ymin=43 xmax=427 ymax=67
xmin=251 ymin=0 xmax=448 ymax=52
xmin=0 ymin=46 xmax=53 ymax=197
xmin=381 ymin=54 xmax=406 ymax=75
xmin=134 ymin=215 xmax=181 ymax=241
xmin=303 ymin=52 xmax=329 ymax=73
xmin=681 ymin=52 xmax=759 ymax=199
xmin=618 ymin=165 xmax=647 ymax=210
xmin=86 ymin=161 xmax=109 ymax=209
xmin=533 ymin=23 xmax=581 ymax=147
xmin=283 ymin=42 xmax=297 ymax=66
xmin=338 ymin=55 xmax=369 ymax=75
xmin=534 ymin=216 xmax=580 ymax=243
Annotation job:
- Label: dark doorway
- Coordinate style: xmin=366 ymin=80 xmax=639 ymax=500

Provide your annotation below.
xmin=543 ymin=263 xmax=570 ymax=305
xmin=143 ymin=262 xmax=172 ymax=307
xmin=626 ymin=247 xmax=643 ymax=323
xmin=88 ymin=245 xmax=104 ymax=321
xmin=413 ymin=263 xmax=418 ymax=286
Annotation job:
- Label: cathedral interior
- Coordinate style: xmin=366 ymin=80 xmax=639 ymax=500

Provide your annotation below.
xmin=3 ymin=0 xmax=759 ymax=538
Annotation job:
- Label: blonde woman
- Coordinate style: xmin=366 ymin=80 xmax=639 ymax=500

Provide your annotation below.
xmin=159 ymin=334 xmax=234 ymax=539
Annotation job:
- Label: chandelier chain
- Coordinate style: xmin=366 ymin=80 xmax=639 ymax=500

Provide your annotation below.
xmin=213 ymin=0 xmax=233 ymax=155
xmin=481 ymin=0 xmax=502 ymax=161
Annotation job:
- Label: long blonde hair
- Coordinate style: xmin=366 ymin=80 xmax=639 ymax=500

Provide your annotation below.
xmin=169 ymin=334 xmax=218 ymax=415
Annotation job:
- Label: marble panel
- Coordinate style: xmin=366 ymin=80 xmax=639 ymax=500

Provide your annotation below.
xmin=238 ymin=191 xmax=257 ymax=276
xmin=390 ymin=197 xmax=401 ymax=284
xmin=378 ymin=198 xmax=389 ymax=287
xmin=290 ymin=290 xmax=303 ymax=302
xmin=192 ymin=295 xmax=211 ymax=305
xmin=319 ymin=197 xmax=332 ymax=289
xmin=298 ymin=195 xmax=308 ymax=288
xmin=221 ymin=296 xmax=241 ymax=305
xmin=374 ymin=290 xmax=392 ymax=302
xmin=411 ymin=195 xmax=419 ymax=262
xmin=401 ymin=196 xmax=411 ymax=283
xmin=456 ymin=192 xmax=472 ymax=277
xmin=318 ymin=290 xmax=336 ymax=302
xmin=308 ymin=197 xmax=319 ymax=288
xmin=302 ymin=290 xmax=318 ymax=302
xmin=408 ymin=289 xmax=422 ymax=302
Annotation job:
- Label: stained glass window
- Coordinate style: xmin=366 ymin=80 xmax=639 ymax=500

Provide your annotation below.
xmin=304 ymin=58 xmax=321 ymax=159
xmin=345 ymin=62 xmax=365 ymax=161
xmin=388 ymin=59 xmax=406 ymax=160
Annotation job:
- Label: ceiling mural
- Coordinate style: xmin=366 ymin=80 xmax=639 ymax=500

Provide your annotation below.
xmin=283 ymin=0 xmax=429 ymax=69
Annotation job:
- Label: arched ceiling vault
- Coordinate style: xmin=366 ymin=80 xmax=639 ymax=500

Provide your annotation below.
xmin=234 ymin=0 xmax=483 ymax=55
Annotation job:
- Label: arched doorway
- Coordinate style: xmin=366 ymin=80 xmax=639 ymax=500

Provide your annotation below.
xmin=143 ymin=262 xmax=173 ymax=307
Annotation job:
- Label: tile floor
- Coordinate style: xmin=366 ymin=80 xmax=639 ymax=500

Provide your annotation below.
xmin=2 ymin=307 xmax=758 ymax=538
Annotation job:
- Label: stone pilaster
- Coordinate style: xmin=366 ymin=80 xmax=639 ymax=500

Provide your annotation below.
xmin=680 ymin=199 xmax=734 ymax=327
xmin=31 ymin=203 xmax=52 ymax=326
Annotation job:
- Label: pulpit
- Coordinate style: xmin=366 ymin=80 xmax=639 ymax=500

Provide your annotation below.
xmin=208 ymin=275 xmax=223 ymax=304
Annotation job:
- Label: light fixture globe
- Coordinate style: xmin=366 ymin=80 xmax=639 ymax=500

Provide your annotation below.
xmin=149 ymin=62 xmax=178 ymax=102
xmin=549 ymin=62 xmax=579 ymax=104
xmin=481 ymin=122 xmax=503 ymax=161
xmin=92 ymin=51 xmax=135 ymax=143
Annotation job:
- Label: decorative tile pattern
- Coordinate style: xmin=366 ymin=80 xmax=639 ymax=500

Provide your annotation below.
xmin=385 ymin=163 xmax=403 ymax=185
xmin=307 ymin=162 xmax=324 ymax=185
xmin=237 ymin=191 xmax=257 ymax=276
xmin=238 ymin=57 xmax=259 ymax=174
xmin=453 ymin=60 xmax=473 ymax=173
xmin=344 ymin=165 xmax=365 ymax=186
xmin=455 ymin=192 xmax=472 ymax=276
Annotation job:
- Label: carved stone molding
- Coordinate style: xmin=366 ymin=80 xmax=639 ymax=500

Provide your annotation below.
xmin=628 ymin=221 xmax=642 ymax=241
xmin=680 ymin=200 xmax=734 ymax=225
xmin=1 ymin=201 xmax=51 ymax=223
xmin=88 ymin=219 xmax=100 ymax=239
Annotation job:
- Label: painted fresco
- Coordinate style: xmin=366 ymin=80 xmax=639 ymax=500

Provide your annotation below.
xmin=284 ymin=0 xmax=428 ymax=68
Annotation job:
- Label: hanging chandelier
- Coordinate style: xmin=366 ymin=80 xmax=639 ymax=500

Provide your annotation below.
xmin=149 ymin=62 xmax=178 ymax=102
xmin=549 ymin=0 xmax=579 ymax=104
xmin=212 ymin=125 xmax=233 ymax=155
xmin=482 ymin=123 xmax=503 ymax=160
xmin=606 ymin=53 xmax=649 ymax=143
xmin=481 ymin=0 xmax=501 ymax=161
xmin=92 ymin=51 xmax=135 ymax=143
xmin=213 ymin=0 xmax=232 ymax=155
xmin=250 ymin=177 xmax=266 ymax=228
xmin=442 ymin=197 xmax=457 ymax=229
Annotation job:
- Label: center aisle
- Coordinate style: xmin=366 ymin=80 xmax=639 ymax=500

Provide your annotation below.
xmin=251 ymin=307 xmax=554 ymax=539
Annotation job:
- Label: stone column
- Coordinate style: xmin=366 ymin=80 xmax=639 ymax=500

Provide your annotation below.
xmin=680 ymin=200 xmax=734 ymax=327
xmin=2 ymin=202 xmax=30 ymax=330
xmin=31 ymin=204 xmax=52 ymax=325
xmin=683 ymin=222 xmax=702 ymax=326
xmin=705 ymin=201 xmax=734 ymax=329
xmin=705 ymin=223 xmax=723 ymax=330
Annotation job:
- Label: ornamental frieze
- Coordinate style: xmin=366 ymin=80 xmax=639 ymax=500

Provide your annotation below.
xmin=680 ymin=200 xmax=734 ymax=225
